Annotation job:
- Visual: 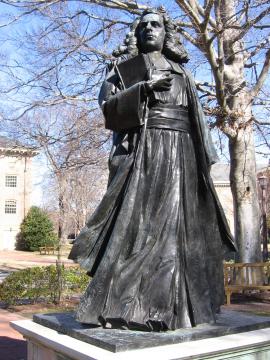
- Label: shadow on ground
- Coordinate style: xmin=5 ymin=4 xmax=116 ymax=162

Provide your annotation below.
xmin=0 ymin=336 xmax=27 ymax=360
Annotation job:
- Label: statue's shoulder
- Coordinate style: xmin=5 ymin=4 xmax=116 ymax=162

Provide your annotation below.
xmin=115 ymin=54 xmax=133 ymax=65
xmin=107 ymin=55 xmax=133 ymax=70
xmin=104 ymin=55 xmax=134 ymax=77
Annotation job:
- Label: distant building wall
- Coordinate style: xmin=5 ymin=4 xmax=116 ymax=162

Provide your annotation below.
xmin=0 ymin=147 xmax=37 ymax=250
xmin=214 ymin=181 xmax=235 ymax=235
xmin=211 ymin=163 xmax=235 ymax=236
xmin=211 ymin=162 xmax=269 ymax=237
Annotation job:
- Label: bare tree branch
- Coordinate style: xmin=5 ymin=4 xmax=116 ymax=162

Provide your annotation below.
xmin=175 ymin=0 xmax=202 ymax=30
xmin=246 ymin=35 xmax=270 ymax=60
xmin=232 ymin=5 xmax=270 ymax=43
xmin=251 ymin=48 xmax=270 ymax=97
xmin=201 ymin=0 xmax=215 ymax=31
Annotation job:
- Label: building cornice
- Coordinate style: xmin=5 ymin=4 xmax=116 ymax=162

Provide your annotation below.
xmin=0 ymin=147 xmax=38 ymax=157
xmin=213 ymin=181 xmax=230 ymax=188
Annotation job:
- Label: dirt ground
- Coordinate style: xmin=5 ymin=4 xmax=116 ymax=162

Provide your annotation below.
xmin=4 ymin=290 xmax=270 ymax=319
xmin=6 ymin=298 xmax=79 ymax=318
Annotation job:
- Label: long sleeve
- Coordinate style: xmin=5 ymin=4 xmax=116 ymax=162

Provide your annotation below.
xmin=99 ymin=67 xmax=145 ymax=132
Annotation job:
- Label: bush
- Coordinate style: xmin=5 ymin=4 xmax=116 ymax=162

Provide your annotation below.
xmin=0 ymin=265 xmax=89 ymax=305
xmin=16 ymin=206 xmax=57 ymax=251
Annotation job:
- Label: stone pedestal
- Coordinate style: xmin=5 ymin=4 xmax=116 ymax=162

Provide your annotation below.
xmin=11 ymin=310 xmax=270 ymax=360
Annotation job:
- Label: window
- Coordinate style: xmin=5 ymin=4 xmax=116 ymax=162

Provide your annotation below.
xmin=5 ymin=175 xmax=17 ymax=187
xmin=5 ymin=200 xmax=17 ymax=214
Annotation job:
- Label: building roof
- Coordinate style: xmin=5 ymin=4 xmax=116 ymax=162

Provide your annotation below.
xmin=211 ymin=161 xmax=269 ymax=183
xmin=0 ymin=135 xmax=38 ymax=157
xmin=211 ymin=163 xmax=230 ymax=182
xmin=257 ymin=162 xmax=270 ymax=173
xmin=0 ymin=135 xmax=23 ymax=148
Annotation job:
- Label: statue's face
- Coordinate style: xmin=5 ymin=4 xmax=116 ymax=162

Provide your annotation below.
xmin=137 ymin=13 xmax=166 ymax=52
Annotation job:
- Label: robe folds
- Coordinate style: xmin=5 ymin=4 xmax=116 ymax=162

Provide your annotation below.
xmin=69 ymin=57 xmax=236 ymax=331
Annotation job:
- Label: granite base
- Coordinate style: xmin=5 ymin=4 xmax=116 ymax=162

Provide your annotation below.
xmin=32 ymin=310 xmax=270 ymax=353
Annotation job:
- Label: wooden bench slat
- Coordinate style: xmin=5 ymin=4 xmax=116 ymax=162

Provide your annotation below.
xmin=225 ymin=285 xmax=270 ymax=290
xmin=39 ymin=246 xmax=56 ymax=255
xmin=224 ymin=262 xmax=270 ymax=305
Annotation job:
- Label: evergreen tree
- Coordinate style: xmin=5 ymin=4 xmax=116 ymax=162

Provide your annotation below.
xmin=18 ymin=206 xmax=57 ymax=251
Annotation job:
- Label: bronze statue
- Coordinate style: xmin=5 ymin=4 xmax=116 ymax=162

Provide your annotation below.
xmin=69 ymin=8 xmax=236 ymax=332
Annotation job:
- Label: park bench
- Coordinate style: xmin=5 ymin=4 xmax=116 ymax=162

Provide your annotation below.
xmin=39 ymin=246 xmax=56 ymax=255
xmin=224 ymin=262 xmax=270 ymax=305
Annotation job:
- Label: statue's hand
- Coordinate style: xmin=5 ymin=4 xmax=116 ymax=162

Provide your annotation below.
xmin=144 ymin=74 xmax=173 ymax=94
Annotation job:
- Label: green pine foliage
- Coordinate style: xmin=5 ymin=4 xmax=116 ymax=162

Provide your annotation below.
xmin=18 ymin=206 xmax=57 ymax=251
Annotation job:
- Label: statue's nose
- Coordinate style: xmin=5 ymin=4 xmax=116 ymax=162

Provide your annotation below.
xmin=146 ymin=22 xmax=152 ymax=30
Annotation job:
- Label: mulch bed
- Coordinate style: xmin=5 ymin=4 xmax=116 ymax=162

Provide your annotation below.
xmin=4 ymin=292 xmax=270 ymax=318
xmin=5 ymin=298 xmax=79 ymax=318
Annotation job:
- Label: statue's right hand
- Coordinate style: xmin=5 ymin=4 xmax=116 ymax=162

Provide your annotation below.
xmin=144 ymin=74 xmax=173 ymax=94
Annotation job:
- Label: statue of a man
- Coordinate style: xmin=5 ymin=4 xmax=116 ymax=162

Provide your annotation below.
xmin=69 ymin=8 xmax=236 ymax=332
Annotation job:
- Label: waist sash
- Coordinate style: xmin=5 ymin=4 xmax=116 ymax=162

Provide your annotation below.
xmin=147 ymin=105 xmax=190 ymax=133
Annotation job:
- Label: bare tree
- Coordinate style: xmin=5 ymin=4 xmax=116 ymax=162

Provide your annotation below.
xmin=5 ymin=104 xmax=108 ymax=244
xmin=22 ymin=107 xmax=108 ymax=238
xmin=0 ymin=0 xmax=269 ymax=262
xmin=173 ymin=0 xmax=270 ymax=262
xmin=40 ymin=163 xmax=108 ymax=240
xmin=65 ymin=166 xmax=108 ymax=237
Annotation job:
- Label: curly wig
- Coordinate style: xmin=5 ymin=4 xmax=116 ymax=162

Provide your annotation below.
xmin=112 ymin=7 xmax=189 ymax=64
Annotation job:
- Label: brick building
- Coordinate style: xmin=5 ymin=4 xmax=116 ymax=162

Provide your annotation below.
xmin=0 ymin=136 xmax=37 ymax=250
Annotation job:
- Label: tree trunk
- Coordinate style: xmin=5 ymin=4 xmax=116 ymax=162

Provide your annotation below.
xmin=219 ymin=0 xmax=262 ymax=262
xmin=229 ymin=123 xmax=261 ymax=262
xmin=55 ymin=178 xmax=66 ymax=303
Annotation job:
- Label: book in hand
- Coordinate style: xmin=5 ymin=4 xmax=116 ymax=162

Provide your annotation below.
xmin=116 ymin=54 xmax=148 ymax=89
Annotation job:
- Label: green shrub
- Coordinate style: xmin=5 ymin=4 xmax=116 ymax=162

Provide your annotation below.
xmin=0 ymin=265 xmax=89 ymax=305
xmin=16 ymin=206 xmax=57 ymax=251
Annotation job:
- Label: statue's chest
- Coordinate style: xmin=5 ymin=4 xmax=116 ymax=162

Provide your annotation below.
xmin=150 ymin=68 xmax=188 ymax=107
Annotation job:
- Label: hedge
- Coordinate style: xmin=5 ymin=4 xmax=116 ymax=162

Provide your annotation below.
xmin=0 ymin=265 xmax=89 ymax=305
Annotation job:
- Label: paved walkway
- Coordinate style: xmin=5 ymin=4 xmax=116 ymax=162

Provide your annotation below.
xmin=0 ymin=249 xmax=73 ymax=267
xmin=0 ymin=250 xmax=75 ymax=359
xmin=0 ymin=309 xmax=27 ymax=360
xmin=0 ymin=250 xmax=75 ymax=283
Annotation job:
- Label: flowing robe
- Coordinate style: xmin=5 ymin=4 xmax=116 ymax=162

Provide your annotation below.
xmin=69 ymin=56 xmax=236 ymax=331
